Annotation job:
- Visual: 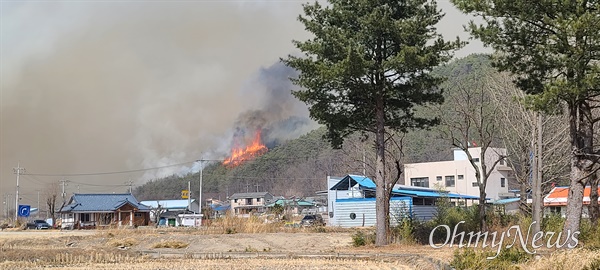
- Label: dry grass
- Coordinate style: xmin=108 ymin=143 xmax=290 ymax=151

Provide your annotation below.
xmin=106 ymin=237 xmax=138 ymax=248
xmin=518 ymin=248 xmax=599 ymax=270
xmin=152 ymin=240 xmax=189 ymax=249
xmin=0 ymin=257 xmax=413 ymax=270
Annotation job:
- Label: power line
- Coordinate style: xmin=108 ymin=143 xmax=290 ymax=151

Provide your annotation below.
xmin=23 ymin=161 xmax=195 ymax=177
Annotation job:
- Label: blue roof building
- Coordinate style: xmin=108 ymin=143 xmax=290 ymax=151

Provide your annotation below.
xmin=59 ymin=193 xmax=150 ymax=229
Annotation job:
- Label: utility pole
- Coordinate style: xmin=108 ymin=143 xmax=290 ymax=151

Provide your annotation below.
xmin=60 ymin=179 xmax=69 ymax=205
xmin=3 ymin=193 xmax=7 ymax=219
xmin=187 ymin=180 xmax=192 ymax=212
xmin=13 ymin=163 xmax=24 ymax=221
xmin=196 ymin=158 xmax=204 ymax=218
xmin=246 ymin=180 xmax=249 ymax=193
xmin=127 ymin=180 xmax=133 ymax=193
xmin=37 ymin=191 xmax=40 ymax=219
xmin=255 ymin=184 xmax=260 ymax=192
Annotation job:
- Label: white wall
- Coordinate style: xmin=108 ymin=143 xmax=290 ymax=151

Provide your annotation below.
xmin=404 ymin=147 xmax=511 ymax=201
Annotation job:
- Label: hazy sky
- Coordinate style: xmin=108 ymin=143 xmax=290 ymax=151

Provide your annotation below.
xmin=0 ymin=0 xmax=487 ymax=211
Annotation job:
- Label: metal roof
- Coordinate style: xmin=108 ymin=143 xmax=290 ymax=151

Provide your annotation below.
xmin=493 ymin=198 xmax=520 ymax=205
xmin=140 ymin=199 xmax=196 ymax=209
xmin=330 ymin=175 xmax=481 ymax=200
xmin=60 ymin=193 xmax=150 ymax=213
xmin=265 ymin=199 xmax=314 ymax=207
xmin=229 ymin=192 xmax=272 ymax=199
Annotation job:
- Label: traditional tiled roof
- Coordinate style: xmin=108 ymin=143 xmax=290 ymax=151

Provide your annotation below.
xmin=60 ymin=193 xmax=150 ymax=213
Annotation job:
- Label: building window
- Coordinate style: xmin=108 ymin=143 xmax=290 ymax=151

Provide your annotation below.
xmin=80 ymin=213 xmax=91 ymax=222
xmin=257 ymin=198 xmax=261 ymax=202
xmin=410 ymin=177 xmax=429 ymax=188
xmin=436 ymin=176 xmax=442 ymax=181
xmin=501 ymin=178 xmax=506 ymax=188
xmin=472 ymin=182 xmax=479 ymax=187
xmin=246 ymin=198 xmax=253 ymax=205
xmin=458 ymin=175 xmax=464 ymax=180
xmin=234 ymin=199 xmax=238 ymax=203
xmin=134 ymin=213 xmax=143 ymax=217
xmin=499 ymin=159 xmax=505 ymax=165
xmin=549 ymin=206 xmax=561 ymax=214
xmin=445 ymin=176 xmax=455 ymax=187
xmin=473 ymin=158 xmax=480 ymax=163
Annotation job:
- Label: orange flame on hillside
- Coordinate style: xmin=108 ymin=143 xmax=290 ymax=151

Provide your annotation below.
xmin=223 ymin=130 xmax=268 ymax=167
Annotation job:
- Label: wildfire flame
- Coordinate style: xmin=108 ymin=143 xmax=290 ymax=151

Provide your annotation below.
xmin=223 ymin=130 xmax=268 ymax=167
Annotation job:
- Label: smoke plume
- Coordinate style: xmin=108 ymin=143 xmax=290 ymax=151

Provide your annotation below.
xmin=0 ymin=2 xmax=313 ymax=201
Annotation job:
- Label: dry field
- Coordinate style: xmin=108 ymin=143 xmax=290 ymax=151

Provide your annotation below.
xmin=0 ymin=227 xmax=598 ymax=269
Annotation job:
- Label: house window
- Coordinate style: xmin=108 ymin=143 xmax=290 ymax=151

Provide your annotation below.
xmin=501 ymin=178 xmax=506 ymax=188
xmin=499 ymin=159 xmax=505 ymax=165
xmin=472 ymin=182 xmax=479 ymax=187
xmin=445 ymin=176 xmax=455 ymax=187
xmin=134 ymin=213 xmax=143 ymax=217
xmin=80 ymin=213 xmax=91 ymax=222
xmin=410 ymin=177 xmax=429 ymax=188
xmin=458 ymin=175 xmax=464 ymax=180
xmin=436 ymin=176 xmax=442 ymax=181
xmin=234 ymin=199 xmax=238 ymax=203
xmin=549 ymin=206 xmax=561 ymax=214
xmin=246 ymin=198 xmax=253 ymax=205
xmin=257 ymin=198 xmax=261 ymax=202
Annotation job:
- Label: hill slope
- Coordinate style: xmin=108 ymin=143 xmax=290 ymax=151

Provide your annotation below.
xmin=134 ymin=54 xmax=495 ymax=201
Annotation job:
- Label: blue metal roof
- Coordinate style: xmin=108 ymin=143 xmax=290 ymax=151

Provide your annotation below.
xmin=212 ymin=204 xmax=230 ymax=212
xmin=330 ymin=175 xmax=481 ymax=200
xmin=493 ymin=198 xmax=520 ymax=205
xmin=140 ymin=199 xmax=196 ymax=209
xmin=60 ymin=193 xmax=150 ymax=213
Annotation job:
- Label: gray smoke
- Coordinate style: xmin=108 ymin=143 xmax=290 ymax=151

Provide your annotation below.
xmin=0 ymin=2 xmax=312 ymax=200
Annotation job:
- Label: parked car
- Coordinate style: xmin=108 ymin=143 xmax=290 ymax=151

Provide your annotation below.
xmin=300 ymin=214 xmax=325 ymax=227
xmin=26 ymin=220 xmax=51 ymax=230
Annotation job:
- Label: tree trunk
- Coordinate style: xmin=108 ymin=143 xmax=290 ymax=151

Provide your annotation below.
xmin=563 ymin=103 xmax=591 ymax=246
xmin=589 ymin=173 xmax=599 ymax=228
xmin=478 ymin=188 xmax=487 ymax=232
xmin=519 ymin=180 xmax=530 ymax=215
xmin=532 ymin=112 xmax=543 ymax=234
xmin=375 ymin=98 xmax=388 ymax=246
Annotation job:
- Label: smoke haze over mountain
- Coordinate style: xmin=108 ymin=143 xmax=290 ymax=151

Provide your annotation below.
xmin=0 ymin=1 xmax=485 ymax=209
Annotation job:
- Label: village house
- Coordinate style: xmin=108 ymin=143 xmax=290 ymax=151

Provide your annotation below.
xmin=404 ymin=147 xmax=513 ymax=202
xmin=327 ymin=175 xmax=479 ymax=227
xmin=59 ymin=193 xmax=150 ymax=229
xmin=229 ymin=192 xmax=273 ymax=217
xmin=544 ymin=186 xmax=600 ymax=218
xmin=266 ymin=198 xmax=316 ymax=215
xmin=139 ymin=199 xmax=200 ymax=223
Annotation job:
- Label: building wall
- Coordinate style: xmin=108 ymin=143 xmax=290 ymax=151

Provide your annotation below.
xmin=404 ymin=147 xmax=511 ymax=201
xmin=331 ymin=197 xmax=413 ymax=228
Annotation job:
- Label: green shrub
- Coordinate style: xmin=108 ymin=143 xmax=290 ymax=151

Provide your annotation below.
xmin=351 ymin=231 xmax=375 ymax=247
xmin=450 ymin=248 xmax=531 ymax=270
xmin=579 ymin=219 xmax=600 ymax=250
xmin=583 ymin=257 xmax=600 ymax=270
xmin=391 ymin=218 xmax=416 ymax=244
xmin=541 ymin=213 xmax=564 ymax=233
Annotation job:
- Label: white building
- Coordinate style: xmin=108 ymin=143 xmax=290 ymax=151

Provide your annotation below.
xmin=404 ymin=147 xmax=512 ymax=202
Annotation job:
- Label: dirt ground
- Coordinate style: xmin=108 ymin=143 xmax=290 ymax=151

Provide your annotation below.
xmin=0 ymin=229 xmax=451 ymax=269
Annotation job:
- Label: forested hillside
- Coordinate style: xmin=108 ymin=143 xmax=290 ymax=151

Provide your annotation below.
xmin=134 ymin=54 xmax=548 ymax=201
